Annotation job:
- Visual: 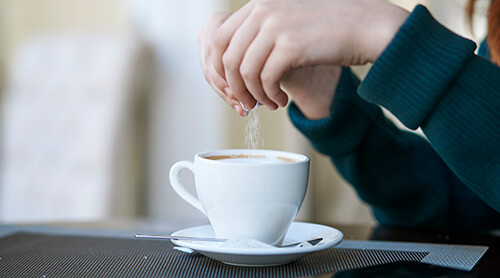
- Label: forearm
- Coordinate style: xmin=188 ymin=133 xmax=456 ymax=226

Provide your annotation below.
xmin=359 ymin=5 xmax=500 ymax=213
xmin=289 ymin=68 xmax=451 ymax=229
xmin=331 ymin=110 xmax=451 ymax=229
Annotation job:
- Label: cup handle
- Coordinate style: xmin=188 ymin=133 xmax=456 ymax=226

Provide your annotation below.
xmin=169 ymin=161 xmax=206 ymax=215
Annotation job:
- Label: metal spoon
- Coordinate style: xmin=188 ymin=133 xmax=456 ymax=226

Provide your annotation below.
xmin=134 ymin=234 xmax=323 ymax=248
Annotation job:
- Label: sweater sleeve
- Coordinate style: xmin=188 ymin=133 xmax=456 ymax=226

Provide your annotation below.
xmin=359 ymin=5 xmax=500 ymax=213
xmin=289 ymin=67 xmax=451 ymax=229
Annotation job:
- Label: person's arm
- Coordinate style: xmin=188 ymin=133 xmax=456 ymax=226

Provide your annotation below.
xmin=358 ymin=5 xmax=500 ymax=213
xmin=289 ymin=67 xmax=451 ymax=229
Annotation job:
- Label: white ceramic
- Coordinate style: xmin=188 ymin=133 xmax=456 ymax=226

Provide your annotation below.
xmin=170 ymin=222 xmax=343 ymax=267
xmin=169 ymin=149 xmax=310 ymax=246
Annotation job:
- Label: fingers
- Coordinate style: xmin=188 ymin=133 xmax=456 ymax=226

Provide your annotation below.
xmin=199 ymin=12 xmax=230 ymax=88
xmin=200 ymin=12 xmax=249 ymax=115
xmin=206 ymin=67 xmax=249 ymax=117
xmin=239 ymin=31 xmax=283 ymax=110
xmin=211 ymin=1 xmax=255 ymax=80
xmin=223 ymin=19 xmax=276 ymax=111
xmin=202 ymin=12 xmax=231 ymax=39
xmin=260 ymin=46 xmax=292 ymax=108
xmin=203 ymin=2 xmax=291 ymax=114
xmin=201 ymin=5 xmax=261 ymax=116
xmin=207 ymin=64 xmax=239 ymax=108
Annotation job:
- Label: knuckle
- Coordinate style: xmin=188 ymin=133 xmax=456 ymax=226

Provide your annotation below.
xmin=207 ymin=72 xmax=217 ymax=84
xmin=212 ymin=75 xmax=225 ymax=89
xmin=250 ymin=1 xmax=282 ymax=29
xmin=239 ymin=64 xmax=257 ymax=81
xmin=255 ymin=0 xmax=276 ymax=12
xmin=278 ymin=33 xmax=299 ymax=52
xmin=208 ymin=12 xmax=227 ymax=22
xmin=212 ymin=29 xmax=227 ymax=48
xmin=222 ymin=53 xmax=236 ymax=70
xmin=251 ymin=2 xmax=270 ymax=19
xmin=260 ymin=71 xmax=274 ymax=84
xmin=203 ymin=72 xmax=210 ymax=83
xmin=263 ymin=15 xmax=280 ymax=29
xmin=207 ymin=12 xmax=219 ymax=22
xmin=204 ymin=46 xmax=212 ymax=59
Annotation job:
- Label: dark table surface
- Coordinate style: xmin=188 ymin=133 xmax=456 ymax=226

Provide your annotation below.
xmin=0 ymin=218 xmax=498 ymax=277
xmin=329 ymin=222 xmax=498 ymax=277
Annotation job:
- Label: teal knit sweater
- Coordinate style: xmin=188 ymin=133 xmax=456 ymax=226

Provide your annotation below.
xmin=289 ymin=5 xmax=500 ymax=231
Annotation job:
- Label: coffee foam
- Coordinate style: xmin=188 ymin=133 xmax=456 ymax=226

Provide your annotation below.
xmin=204 ymin=154 xmax=299 ymax=163
xmin=217 ymin=158 xmax=286 ymax=164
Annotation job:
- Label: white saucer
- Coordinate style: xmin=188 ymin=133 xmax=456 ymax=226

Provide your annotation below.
xmin=170 ymin=222 xmax=343 ymax=267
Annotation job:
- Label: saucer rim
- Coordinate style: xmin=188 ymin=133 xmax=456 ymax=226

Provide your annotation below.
xmin=170 ymin=221 xmax=343 ymax=256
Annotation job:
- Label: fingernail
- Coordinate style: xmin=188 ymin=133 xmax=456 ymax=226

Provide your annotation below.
xmin=233 ymin=104 xmax=248 ymax=117
xmin=233 ymin=104 xmax=240 ymax=112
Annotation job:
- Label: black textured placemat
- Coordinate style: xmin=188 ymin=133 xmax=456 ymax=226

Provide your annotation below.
xmin=0 ymin=233 xmax=428 ymax=277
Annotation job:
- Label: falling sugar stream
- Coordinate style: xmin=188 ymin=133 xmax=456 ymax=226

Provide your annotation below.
xmin=245 ymin=107 xmax=262 ymax=149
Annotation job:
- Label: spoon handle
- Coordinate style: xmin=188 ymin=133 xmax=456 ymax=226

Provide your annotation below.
xmin=135 ymin=234 xmax=323 ymax=248
xmin=134 ymin=234 xmax=227 ymax=242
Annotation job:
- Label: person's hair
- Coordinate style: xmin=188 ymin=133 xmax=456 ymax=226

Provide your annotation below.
xmin=467 ymin=0 xmax=500 ymax=65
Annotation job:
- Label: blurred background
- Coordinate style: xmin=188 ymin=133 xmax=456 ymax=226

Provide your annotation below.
xmin=0 ymin=0 xmax=488 ymax=225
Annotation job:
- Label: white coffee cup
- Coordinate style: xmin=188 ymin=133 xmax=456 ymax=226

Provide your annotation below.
xmin=169 ymin=149 xmax=310 ymax=246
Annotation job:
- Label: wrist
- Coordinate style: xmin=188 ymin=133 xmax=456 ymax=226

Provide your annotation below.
xmin=293 ymin=95 xmax=333 ymax=120
xmin=284 ymin=66 xmax=341 ymax=120
xmin=361 ymin=2 xmax=410 ymax=63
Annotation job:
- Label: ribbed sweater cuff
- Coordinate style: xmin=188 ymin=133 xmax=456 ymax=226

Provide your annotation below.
xmin=289 ymin=67 xmax=379 ymax=156
xmin=359 ymin=5 xmax=477 ymax=130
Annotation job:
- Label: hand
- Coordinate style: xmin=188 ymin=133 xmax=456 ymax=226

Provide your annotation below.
xmin=281 ymin=65 xmax=342 ymax=120
xmin=200 ymin=13 xmax=340 ymax=118
xmin=210 ymin=0 xmax=409 ymax=112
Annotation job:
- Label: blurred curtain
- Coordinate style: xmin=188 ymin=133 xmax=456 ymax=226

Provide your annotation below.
xmin=127 ymin=0 xmax=229 ymax=223
xmin=0 ymin=34 xmax=151 ymax=223
xmin=0 ymin=0 xmax=148 ymax=223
